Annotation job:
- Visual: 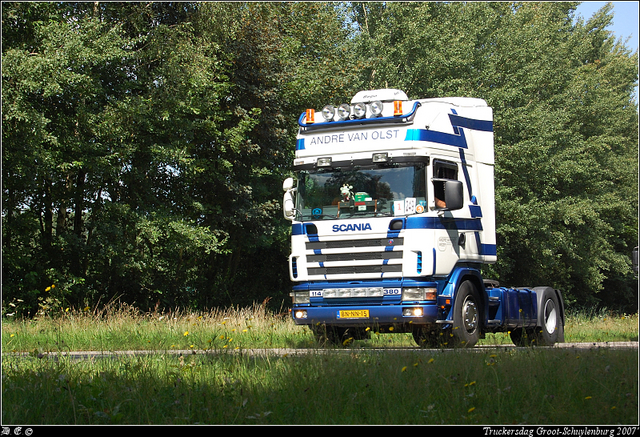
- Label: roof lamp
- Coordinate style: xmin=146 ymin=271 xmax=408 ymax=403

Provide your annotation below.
xmin=321 ymin=105 xmax=335 ymax=122
xmin=393 ymin=100 xmax=403 ymax=116
xmin=372 ymin=153 xmax=388 ymax=163
xmin=306 ymin=108 xmax=315 ymax=124
xmin=370 ymin=100 xmax=384 ymax=117
xmin=317 ymin=157 xmax=332 ymax=167
xmin=337 ymin=103 xmax=351 ymax=120
xmin=353 ymin=102 xmax=367 ymax=119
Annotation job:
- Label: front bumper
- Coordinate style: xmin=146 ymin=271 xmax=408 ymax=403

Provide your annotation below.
xmin=291 ymin=302 xmax=440 ymax=329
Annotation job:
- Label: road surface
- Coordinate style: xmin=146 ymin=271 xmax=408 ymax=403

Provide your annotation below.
xmin=7 ymin=341 xmax=638 ymax=361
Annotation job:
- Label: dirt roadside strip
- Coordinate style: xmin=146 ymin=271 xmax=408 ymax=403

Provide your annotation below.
xmin=4 ymin=341 xmax=638 ymax=361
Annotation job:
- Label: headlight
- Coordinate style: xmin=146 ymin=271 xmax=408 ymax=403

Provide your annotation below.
xmin=290 ymin=291 xmax=310 ymax=304
xmin=337 ymin=103 xmax=351 ymax=120
xmin=321 ymin=105 xmax=335 ymax=122
xmin=402 ymin=287 xmax=437 ymax=301
xmin=353 ymin=102 xmax=367 ymax=119
xmin=369 ymin=100 xmax=384 ymax=117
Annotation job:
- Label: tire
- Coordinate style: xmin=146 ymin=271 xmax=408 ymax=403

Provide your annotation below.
xmin=534 ymin=288 xmax=564 ymax=346
xmin=412 ymin=325 xmax=440 ymax=348
xmin=509 ymin=327 xmax=536 ymax=346
xmin=311 ymin=325 xmax=361 ymax=347
xmin=451 ymin=280 xmax=482 ymax=347
xmin=510 ymin=288 xmax=564 ymax=347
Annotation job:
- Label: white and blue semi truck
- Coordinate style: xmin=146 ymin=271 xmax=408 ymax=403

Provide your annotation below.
xmin=282 ymin=89 xmax=565 ymax=348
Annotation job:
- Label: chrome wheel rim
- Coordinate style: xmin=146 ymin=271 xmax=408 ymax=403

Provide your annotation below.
xmin=543 ymin=299 xmax=557 ymax=334
xmin=462 ymin=296 xmax=478 ymax=333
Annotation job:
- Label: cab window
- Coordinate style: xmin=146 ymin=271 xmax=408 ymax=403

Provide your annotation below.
xmin=432 ymin=160 xmax=458 ymax=209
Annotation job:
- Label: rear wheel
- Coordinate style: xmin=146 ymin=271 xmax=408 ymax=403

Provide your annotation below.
xmin=510 ymin=288 xmax=563 ymax=346
xmin=535 ymin=288 xmax=563 ymax=346
xmin=509 ymin=327 xmax=536 ymax=346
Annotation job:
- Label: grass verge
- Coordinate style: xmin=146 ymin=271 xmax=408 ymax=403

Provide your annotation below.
xmin=1 ymin=347 xmax=637 ymax=425
xmin=2 ymin=303 xmax=638 ymax=353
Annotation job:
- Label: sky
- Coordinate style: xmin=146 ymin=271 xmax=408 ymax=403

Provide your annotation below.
xmin=574 ymin=2 xmax=638 ymax=52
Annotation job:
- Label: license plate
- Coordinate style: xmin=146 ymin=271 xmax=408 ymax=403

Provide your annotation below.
xmin=338 ymin=310 xmax=369 ymax=319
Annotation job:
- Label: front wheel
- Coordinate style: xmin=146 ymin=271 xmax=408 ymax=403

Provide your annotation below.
xmin=311 ymin=325 xmax=366 ymax=347
xmin=451 ymin=280 xmax=482 ymax=347
xmin=412 ymin=325 xmax=441 ymax=348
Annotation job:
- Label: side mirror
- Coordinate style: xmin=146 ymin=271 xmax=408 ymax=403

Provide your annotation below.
xmin=282 ymin=178 xmax=297 ymax=220
xmin=443 ymin=180 xmax=464 ymax=211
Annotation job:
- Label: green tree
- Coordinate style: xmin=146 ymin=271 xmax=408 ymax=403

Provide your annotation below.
xmin=2 ymin=2 xmax=230 ymax=312
xmin=2 ymin=2 xmax=362 ymax=313
xmin=348 ymin=2 xmax=638 ymax=309
xmin=4 ymin=2 xmax=635 ymax=315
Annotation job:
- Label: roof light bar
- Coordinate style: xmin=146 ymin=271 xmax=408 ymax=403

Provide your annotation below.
xmin=298 ymin=90 xmax=418 ymax=130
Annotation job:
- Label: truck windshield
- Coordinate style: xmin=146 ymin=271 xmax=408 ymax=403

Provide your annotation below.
xmin=295 ymin=164 xmax=426 ymax=220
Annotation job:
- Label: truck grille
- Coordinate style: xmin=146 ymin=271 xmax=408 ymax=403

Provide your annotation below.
xmin=305 ymin=237 xmax=404 ymax=278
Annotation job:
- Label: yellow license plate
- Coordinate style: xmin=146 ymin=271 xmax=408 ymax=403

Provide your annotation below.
xmin=338 ymin=310 xmax=369 ymax=319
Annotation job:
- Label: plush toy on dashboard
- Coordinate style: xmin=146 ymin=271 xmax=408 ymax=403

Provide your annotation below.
xmin=340 ymin=184 xmax=354 ymax=202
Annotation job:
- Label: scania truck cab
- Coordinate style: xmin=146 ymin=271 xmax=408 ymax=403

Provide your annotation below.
xmin=283 ymin=89 xmax=564 ymax=347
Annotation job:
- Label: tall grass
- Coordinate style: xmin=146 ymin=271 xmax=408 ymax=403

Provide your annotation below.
xmin=2 ymin=302 xmax=638 ymax=353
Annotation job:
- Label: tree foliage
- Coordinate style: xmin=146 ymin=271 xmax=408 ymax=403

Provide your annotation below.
xmin=2 ymin=2 xmax=637 ymax=315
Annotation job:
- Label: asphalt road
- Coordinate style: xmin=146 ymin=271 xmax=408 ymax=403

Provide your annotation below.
xmin=8 ymin=341 xmax=638 ymax=361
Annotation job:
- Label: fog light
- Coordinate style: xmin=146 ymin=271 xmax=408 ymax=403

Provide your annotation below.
xmin=294 ymin=310 xmax=307 ymax=319
xmin=403 ymin=307 xmax=424 ymax=317
xmin=337 ymin=103 xmax=351 ymax=120
xmin=353 ymin=102 xmax=367 ymax=118
xmin=321 ymin=105 xmax=335 ymax=122
xmin=370 ymin=100 xmax=384 ymax=116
